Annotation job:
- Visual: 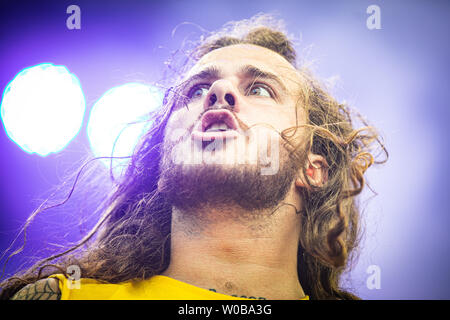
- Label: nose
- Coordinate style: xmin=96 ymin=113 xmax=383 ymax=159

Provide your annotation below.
xmin=203 ymin=79 xmax=240 ymax=112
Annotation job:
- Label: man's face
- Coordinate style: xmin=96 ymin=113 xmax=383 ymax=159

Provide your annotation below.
xmin=158 ymin=44 xmax=307 ymax=212
xmin=169 ymin=43 xmax=305 ymax=148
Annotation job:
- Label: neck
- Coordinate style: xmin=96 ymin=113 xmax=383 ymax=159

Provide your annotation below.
xmin=162 ymin=194 xmax=306 ymax=300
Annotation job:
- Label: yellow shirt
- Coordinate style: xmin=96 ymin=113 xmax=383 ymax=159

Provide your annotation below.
xmin=49 ymin=274 xmax=309 ymax=300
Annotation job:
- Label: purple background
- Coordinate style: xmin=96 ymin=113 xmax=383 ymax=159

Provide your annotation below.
xmin=0 ymin=0 xmax=449 ymax=299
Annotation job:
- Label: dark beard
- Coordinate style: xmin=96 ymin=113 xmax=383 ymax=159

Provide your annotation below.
xmin=157 ymin=135 xmax=300 ymax=213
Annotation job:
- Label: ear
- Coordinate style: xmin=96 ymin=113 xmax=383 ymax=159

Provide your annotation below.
xmin=295 ymin=153 xmax=329 ymax=189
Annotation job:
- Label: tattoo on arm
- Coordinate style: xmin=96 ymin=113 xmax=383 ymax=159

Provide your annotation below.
xmin=11 ymin=278 xmax=61 ymax=300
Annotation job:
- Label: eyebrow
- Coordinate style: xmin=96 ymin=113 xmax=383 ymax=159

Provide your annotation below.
xmin=239 ymin=64 xmax=288 ymax=93
xmin=180 ymin=64 xmax=288 ymax=94
xmin=179 ymin=66 xmax=221 ymax=95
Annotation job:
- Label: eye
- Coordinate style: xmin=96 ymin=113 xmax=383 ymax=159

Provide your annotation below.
xmin=187 ymin=85 xmax=209 ymax=100
xmin=248 ymin=84 xmax=272 ymax=98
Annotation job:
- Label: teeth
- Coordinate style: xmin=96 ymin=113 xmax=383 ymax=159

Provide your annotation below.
xmin=205 ymin=122 xmax=230 ymax=132
xmin=219 ymin=123 xmax=228 ymax=130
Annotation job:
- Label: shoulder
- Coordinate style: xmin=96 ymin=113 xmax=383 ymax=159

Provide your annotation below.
xmin=10 ymin=277 xmax=61 ymax=300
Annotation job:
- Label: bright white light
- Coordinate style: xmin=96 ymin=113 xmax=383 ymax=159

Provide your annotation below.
xmin=0 ymin=63 xmax=86 ymax=156
xmin=87 ymin=83 xmax=163 ymax=174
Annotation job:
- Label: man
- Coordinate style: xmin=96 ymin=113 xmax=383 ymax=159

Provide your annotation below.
xmin=2 ymin=14 xmax=385 ymax=300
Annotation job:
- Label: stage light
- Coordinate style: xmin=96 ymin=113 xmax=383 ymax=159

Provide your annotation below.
xmin=87 ymin=82 xmax=163 ymax=174
xmin=0 ymin=63 xmax=86 ymax=156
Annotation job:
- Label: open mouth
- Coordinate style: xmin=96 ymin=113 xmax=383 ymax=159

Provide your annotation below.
xmin=191 ymin=109 xmax=240 ymax=142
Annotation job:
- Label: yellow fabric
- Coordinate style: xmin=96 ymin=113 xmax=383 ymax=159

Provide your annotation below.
xmin=49 ymin=274 xmax=309 ymax=300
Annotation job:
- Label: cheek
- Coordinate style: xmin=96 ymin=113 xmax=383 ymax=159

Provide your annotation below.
xmin=163 ymin=104 xmax=206 ymax=150
xmin=166 ymin=105 xmax=201 ymax=131
xmin=239 ymin=106 xmax=298 ymax=132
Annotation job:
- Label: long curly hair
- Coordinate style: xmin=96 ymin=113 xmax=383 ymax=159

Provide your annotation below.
xmin=0 ymin=14 xmax=387 ymax=300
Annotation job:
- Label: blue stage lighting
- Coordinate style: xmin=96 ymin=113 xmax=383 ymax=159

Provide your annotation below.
xmin=0 ymin=63 xmax=86 ymax=156
xmin=87 ymin=83 xmax=163 ymax=174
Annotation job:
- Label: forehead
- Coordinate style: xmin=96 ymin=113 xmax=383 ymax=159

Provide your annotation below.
xmin=185 ymin=44 xmax=302 ymax=92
